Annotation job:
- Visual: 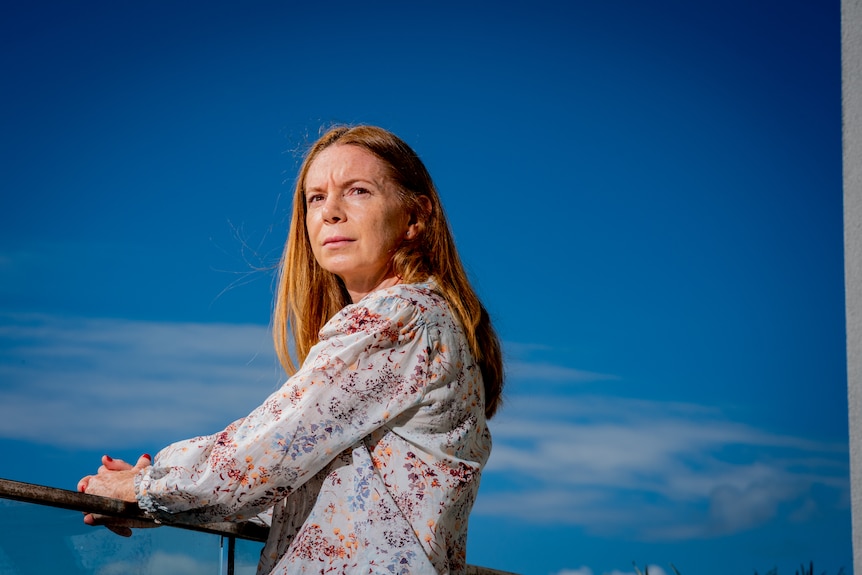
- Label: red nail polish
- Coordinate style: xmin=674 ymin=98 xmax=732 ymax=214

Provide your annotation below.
xmin=143 ymin=453 xmax=152 ymax=460
xmin=105 ymin=455 xmax=113 ymax=462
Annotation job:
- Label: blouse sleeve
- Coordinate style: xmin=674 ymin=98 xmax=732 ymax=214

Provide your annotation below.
xmin=135 ymin=291 xmax=444 ymax=524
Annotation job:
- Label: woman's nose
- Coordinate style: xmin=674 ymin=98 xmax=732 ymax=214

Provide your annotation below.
xmin=322 ymin=195 xmax=345 ymax=223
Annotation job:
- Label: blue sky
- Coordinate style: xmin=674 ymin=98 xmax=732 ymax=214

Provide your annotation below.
xmin=0 ymin=1 xmax=849 ymax=574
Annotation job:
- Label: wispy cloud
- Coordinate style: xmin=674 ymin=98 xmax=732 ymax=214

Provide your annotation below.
xmin=552 ymin=566 xmax=669 ymax=575
xmin=91 ymin=551 xmax=217 ymax=575
xmin=71 ymin=538 xmax=259 ymax=575
xmin=553 ymin=568 xmax=595 ymax=575
xmin=505 ymin=360 xmax=618 ymax=383
xmin=502 ymin=341 xmax=618 ymax=384
xmin=0 ymin=313 xmax=849 ymax=544
xmin=87 ymin=550 xmax=258 ymax=575
xmin=478 ymin=390 xmax=849 ymax=540
xmin=0 ymin=312 xmax=282 ymax=449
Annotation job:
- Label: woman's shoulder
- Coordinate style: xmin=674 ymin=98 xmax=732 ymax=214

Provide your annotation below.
xmin=326 ymin=280 xmax=453 ymax=336
xmin=370 ymin=279 xmax=442 ymax=306
xmin=366 ymin=279 xmax=453 ymax=319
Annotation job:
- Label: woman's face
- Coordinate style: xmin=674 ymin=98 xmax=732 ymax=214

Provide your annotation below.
xmin=304 ymin=144 xmax=414 ymax=301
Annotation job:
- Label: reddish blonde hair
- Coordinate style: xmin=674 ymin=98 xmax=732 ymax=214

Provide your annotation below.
xmin=273 ymin=125 xmax=503 ymax=418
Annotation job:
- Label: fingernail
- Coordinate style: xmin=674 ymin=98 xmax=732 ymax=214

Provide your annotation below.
xmin=143 ymin=454 xmax=152 ymax=460
xmin=105 ymin=455 xmax=113 ymax=462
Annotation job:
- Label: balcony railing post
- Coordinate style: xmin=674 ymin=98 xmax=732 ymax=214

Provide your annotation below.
xmin=219 ymin=535 xmax=236 ymax=575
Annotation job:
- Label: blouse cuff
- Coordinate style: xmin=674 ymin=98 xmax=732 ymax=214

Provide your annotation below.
xmin=134 ymin=465 xmax=169 ymax=521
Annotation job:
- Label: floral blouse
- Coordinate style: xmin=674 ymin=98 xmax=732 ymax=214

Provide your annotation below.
xmin=134 ymin=281 xmax=491 ymax=575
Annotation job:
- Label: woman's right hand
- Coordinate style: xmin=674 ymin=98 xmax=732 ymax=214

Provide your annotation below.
xmin=77 ymin=454 xmax=156 ymax=537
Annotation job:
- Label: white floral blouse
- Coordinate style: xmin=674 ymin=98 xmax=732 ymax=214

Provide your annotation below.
xmin=134 ymin=280 xmax=491 ymax=575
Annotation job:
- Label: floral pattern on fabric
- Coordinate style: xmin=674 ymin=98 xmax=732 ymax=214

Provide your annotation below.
xmin=134 ymin=281 xmax=491 ymax=575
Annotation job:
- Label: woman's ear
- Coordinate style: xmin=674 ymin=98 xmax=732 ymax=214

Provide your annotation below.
xmin=407 ymin=195 xmax=432 ymax=239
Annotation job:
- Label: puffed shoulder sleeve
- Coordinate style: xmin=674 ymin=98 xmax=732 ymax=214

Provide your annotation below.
xmin=135 ymin=291 xmax=443 ymax=524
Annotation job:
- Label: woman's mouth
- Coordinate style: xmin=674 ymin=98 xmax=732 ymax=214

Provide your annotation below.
xmin=323 ymin=236 xmax=353 ymax=247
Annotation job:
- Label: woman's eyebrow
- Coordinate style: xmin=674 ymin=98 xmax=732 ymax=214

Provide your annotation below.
xmin=306 ymin=177 xmax=380 ymax=192
xmin=341 ymin=177 xmax=381 ymax=188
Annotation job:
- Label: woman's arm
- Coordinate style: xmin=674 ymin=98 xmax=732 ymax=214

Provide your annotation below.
xmin=135 ymin=291 xmax=448 ymax=525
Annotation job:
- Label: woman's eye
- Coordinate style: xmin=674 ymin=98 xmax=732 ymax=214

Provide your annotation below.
xmin=306 ymin=193 xmax=324 ymax=204
xmin=350 ymin=187 xmax=370 ymax=196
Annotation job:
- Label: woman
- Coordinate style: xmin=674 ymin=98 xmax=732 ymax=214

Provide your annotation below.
xmin=78 ymin=125 xmax=504 ymax=575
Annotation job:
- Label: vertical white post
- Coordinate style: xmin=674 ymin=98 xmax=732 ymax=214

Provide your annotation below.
xmin=843 ymin=0 xmax=862 ymax=573
xmin=219 ymin=535 xmax=227 ymax=575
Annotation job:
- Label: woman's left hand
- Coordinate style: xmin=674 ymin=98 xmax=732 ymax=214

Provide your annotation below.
xmin=77 ymin=454 xmax=155 ymax=537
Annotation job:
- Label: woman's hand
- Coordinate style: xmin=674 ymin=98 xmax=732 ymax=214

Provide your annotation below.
xmin=77 ymin=454 xmax=155 ymax=537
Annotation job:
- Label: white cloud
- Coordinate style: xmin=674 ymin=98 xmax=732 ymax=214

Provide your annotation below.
xmin=553 ymin=566 xmax=669 ymax=575
xmin=502 ymin=341 xmax=618 ymax=384
xmin=0 ymin=312 xmax=282 ymax=449
xmin=95 ymin=551 xmax=216 ymax=575
xmin=553 ymin=568 xmax=594 ymax=575
xmin=505 ymin=360 xmax=618 ymax=383
xmin=83 ymin=549 xmax=257 ymax=575
xmin=62 ymin=509 xmax=260 ymax=574
xmin=605 ymin=568 xmax=667 ymax=575
xmin=0 ymin=313 xmax=849 ymax=544
xmin=478 ymin=390 xmax=848 ymax=540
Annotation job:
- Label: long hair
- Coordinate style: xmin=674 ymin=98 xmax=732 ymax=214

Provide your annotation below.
xmin=273 ymin=125 xmax=504 ymax=418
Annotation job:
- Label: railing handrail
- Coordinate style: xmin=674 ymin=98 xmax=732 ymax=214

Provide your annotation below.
xmin=0 ymin=477 xmax=518 ymax=575
xmin=0 ymin=477 xmax=268 ymax=542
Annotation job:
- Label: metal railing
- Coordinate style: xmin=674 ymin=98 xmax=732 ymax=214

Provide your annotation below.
xmin=0 ymin=477 xmax=516 ymax=575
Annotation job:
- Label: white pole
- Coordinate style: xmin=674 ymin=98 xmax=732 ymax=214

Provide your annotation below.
xmin=842 ymin=0 xmax=862 ymax=573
